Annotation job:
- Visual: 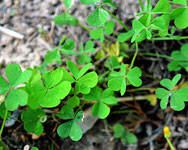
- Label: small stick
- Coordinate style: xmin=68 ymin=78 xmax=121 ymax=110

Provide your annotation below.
xmin=0 ymin=26 xmax=24 ymax=39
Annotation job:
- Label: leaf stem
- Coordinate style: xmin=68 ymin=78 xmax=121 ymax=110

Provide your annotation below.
xmin=75 ymin=101 xmax=86 ymax=115
xmin=140 ymin=52 xmax=172 ymax=59
xmin=139 ymin=0 xmax=144 ymax=11
xmin=127 ymin=87 xmax=156 ymax=92
xmin=129 ymin=41 xmax=139 ymax=70
xmin=166 ymin=137 xmax=175 ymax=150
xmin=78 ymin=22 xmax=91 ymax=32
xmin=150 ymin=36 xmax=188 ymax=41
xmin=0 ymin=108 xmax=8 ymax=140
xmin=101 ymin=7 xmax=129 ymax=31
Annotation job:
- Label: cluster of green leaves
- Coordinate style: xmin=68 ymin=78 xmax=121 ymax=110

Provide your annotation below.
xmin=168 ymin=43 xmax=188 ymax=72
xmin=113 ymin=123 xmax=137 ymax=144
xmin=108 ymin=64 xmax=142 ymax=96
xmin=156 ymin=74 xmax=188 ymax=111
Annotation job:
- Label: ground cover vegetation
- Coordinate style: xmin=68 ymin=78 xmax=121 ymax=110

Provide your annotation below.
xmin=1 ymin=0 xmax=188 ymax=149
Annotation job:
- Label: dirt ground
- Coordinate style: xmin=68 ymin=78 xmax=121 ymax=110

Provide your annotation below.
xmin=1 ymin=0 xmax=188 ymax=150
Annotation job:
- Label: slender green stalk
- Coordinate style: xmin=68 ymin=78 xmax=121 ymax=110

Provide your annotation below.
xmin=166 ymin=138 xmax=175 ymax=150
xmin=139 ymin=0 xmax=144 ymax=11
xmin=78 ymin=22 xmax=91 ymax=32
xmin=101 ymin=7 xmax=129 ymax=31
xmin=140 ymin=52 xmax=172 ymax=59
xmin=75 ymin=101 xmax=86 ymax=115
xmin=151 ymin=36 xmax=188 ymax=41
xmin=58 ymin=35 xmax=66 ymax=47
xmin=129 ymin=41 xmax=139 ymax=70
xmin=127 ymin=87 xmax=156 ymax=92
xmin=0 ymin=109 xmax=8 ymax=139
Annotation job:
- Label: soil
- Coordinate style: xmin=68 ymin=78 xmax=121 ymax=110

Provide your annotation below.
xmin=1 ymin=0 xmax=188 ymax=150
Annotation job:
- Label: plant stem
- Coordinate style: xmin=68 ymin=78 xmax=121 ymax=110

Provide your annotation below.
xmin=139 ymin=0 xmax=144 ymax=11
xmin=0 ymin=109 xmax=8 ymax=139
xmin=78 ymin=22 xmax=91 ymax=32
xmin=101 ymin=7 xmax=129 ymax=31
xmin=140 ymin=52 xmax=172 ymax=59
xmin=150 ymin=36 xmax=188 ymax=41
xmin=75 ymin=101 xmax=86 ymax=115
xmin=129 ymin=41 xmax=139 ymax=70
xmin=166 ymin=137 xmax=175 ymax=150
xmin=127 ymin=87 xmax=156 ymax=92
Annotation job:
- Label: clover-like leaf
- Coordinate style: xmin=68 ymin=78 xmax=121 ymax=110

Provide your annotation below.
xmin=21 ymin=108 xmax=45 ymax=135
xmin=40 ymin=81 xmax=71 ymax=107
xmin=80 ymin=0 xmax=100 ymax=5
xmin=102 ymin=0 xmax=117 ymax=9
xmin=0 ymin=75 xmax=9 ymax=95
xmin=90 ymin=28 xmax=104 ymax=43
xmin=170 ymin=1 xmax=188 ymax=29
xmin=108 ymin=77 xmax=124 ymax=91
xmin=64 ymin=0 xmax=72 ymax=9
xmin=92 ymin=101 xmax=110 ymax=119
xmin=105 ymin=20 xmax=115 ymax=35
xmin=54 ymin=13 xmax=78 ymax=26
xmin=127 ymin=67 xmax=142 ymax=87
xmin=113 ymin=123 xmax=125 ymax=138
xmin=44 ymin=50 xmax=61 ymax=65
xmin=57 ymin=120 xmax=82 ymax=141
xmin=5 ymin=89 xmax=28 ymax=111
xmin=121 ymin=131 xmax=137 ymax=144
xmin=83 ymin=86 xmax=102 ymax=101
xmin=56 ymin=105 xmax=74 ymax=120
xmin=43 ymin=68 xmax=63 ymax=88
xmin=5 ymin=64 xmax=32 ymax=88
xmin=87 ymin=8 xmax=109 ymax=27
xmin=66 ymin=61 xmax=80 ymax=79
xmin=156 ymin=74 xmax=188 ymax=111
xmin=67 ymin=96 xmax=80 ymax=107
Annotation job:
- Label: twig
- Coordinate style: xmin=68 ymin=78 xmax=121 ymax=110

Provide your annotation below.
xmin=0 ymin=26 xmax=24 ymax=39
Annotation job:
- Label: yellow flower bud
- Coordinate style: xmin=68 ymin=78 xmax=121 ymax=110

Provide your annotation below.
xmin=163 ymin=126 xmax=171 ymax=138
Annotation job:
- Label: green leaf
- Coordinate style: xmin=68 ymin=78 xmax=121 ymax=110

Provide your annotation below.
xmin=108 ymin=77 xmax=124 ymax=91
xmin=127 ymin=67 xmax=142 ymax=87
xmin=83 ymin=86 xmax=102 ymax=101
xmin=113 ymin=123 xmax=125 ymax=138
xmin=56 ymin=105 xmax=74 ymax=120
xmin=102 ymin=0 xmax=117 ymax=9
xmin=90 ymin=28 xmax=104 ymax=43
xmin=92 ymin=101 xmax=110 ymax=119
xmin=75 ymin=111 xmax=84 ymax=123
xmin=78 ymin=72 xmax=98 ymax=88
xmin=57 ymin=120 xmax=82 ymax=141
xmin=171 ymin=8 xmax=188 ymax=29
xmin=0 ymin=103 xmax=11 ymax=119
xmin=80 ymin=0 xmax=100 ymax=5
xmin=67 ymin=96 xmax=80 ymax=107
xmin=64 ymin=0 xmax=72 ymax=9
xmin=44 ymin=50 xmax=61 ymax=65
xmin=170 ymin=88 xmax=188 ymax=111
xmin=152 ymin=0 xmax=170 ymax=13
xmin=40 ymin=81 xmax=71 ymax=107
xmin=21 ymin=108 xmax=45 ymax=135
xmin=31 ymin=147 xmax=39 ymax=150
xmin=43 ymin=68 xmax=64 ymax=88
xmin=84 ymin=40 xmax=96 ymax=53
xmin=0 ymin=75 xmax=9 ymax=95
xmin=87 ymin=8 xmax=109 ymax=27
xmin=121 ymin=131 xmax=137 ymax=144
xmin=105 ymin=56 xmax=120 ymax=69
xmin=105 ymin=20 xmax=115 ymax=35
xmin=77 ymin=63 xmax=92 ymax=79
xmin=117 ymin=30 xmax=134 ymax=42
xmin=66 ymin=61 xmax=80 ymax=79
xmin=172 ymin=0 xmax=187 ymax=6
xmin=132 ymin=19 xmax=145 ymax=33
xmin=120 ymin=78 xmax=126 ymax=96
xmin=5 ymin=89 xmax=28 ymax=111
xmin=5 ymin=64 xmax=32 ymax=87
xmin=101 ymin=88 xmax=117 ymax=105
xmin=62 ymin=68 xmax=75 ymax=83
xmin=54 ymin=13 xmax=78 ymax=26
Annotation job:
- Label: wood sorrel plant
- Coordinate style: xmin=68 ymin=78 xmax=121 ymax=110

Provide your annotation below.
xmin=1 ymin=0 xmax=188 ymax=149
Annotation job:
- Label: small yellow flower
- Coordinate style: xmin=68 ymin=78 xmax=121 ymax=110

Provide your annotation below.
xmin=163 ymin=126 xmax=171 ymax=138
